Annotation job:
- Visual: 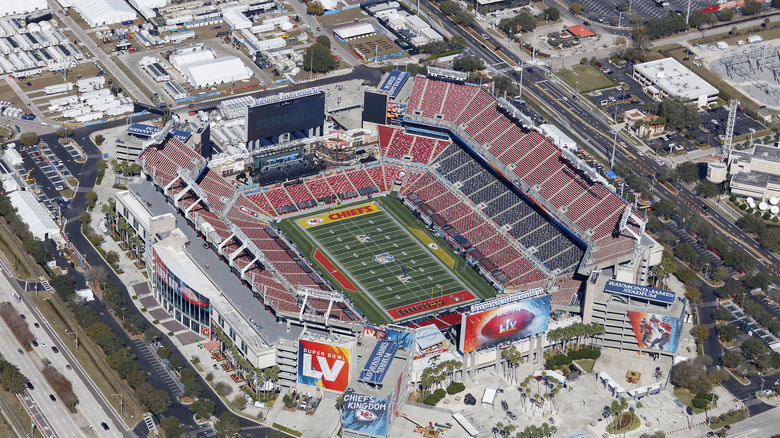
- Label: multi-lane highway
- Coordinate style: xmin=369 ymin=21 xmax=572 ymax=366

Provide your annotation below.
xmin=0 ymin=270 xmax=128 ymax=437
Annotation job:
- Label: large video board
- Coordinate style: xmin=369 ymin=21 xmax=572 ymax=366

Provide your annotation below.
xmin=245 ymin=89 xmax=325 ymax=142
xmin=297 ymin=339 xmax=351 ymax=392
xmin=460 ymin=290 xmax=551 ymax=353
xmin=626 ymin=311 xmax=681 ymax=353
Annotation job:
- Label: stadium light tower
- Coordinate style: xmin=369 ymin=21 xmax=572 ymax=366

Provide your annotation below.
xmin=721 ymin=99 xmax=739 ymax=162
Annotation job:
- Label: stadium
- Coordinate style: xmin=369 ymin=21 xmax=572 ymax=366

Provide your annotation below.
xmin=138 ymin=69 xmax=645 ymax=330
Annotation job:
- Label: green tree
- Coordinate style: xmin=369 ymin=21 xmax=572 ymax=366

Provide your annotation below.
xmin=168 ymin=354 xmax=184 ymax=371
xmin=94 ymin=134 xmax=105 ymax=146
xmin=737 ymin=213 xmax=766 ymax=236
xmin=181 ymin=368 xmax=202 ymax=398
xmin=570 ymin=3 xmax=583 ymax=14
xmin=677 ymin=162 xmax=701 ymax=183
xmin=616 ymin=2 xmax=629 ymax=12
xmin=688 ymin=10 xmax=715 ymax=27
xmin=306 ymin=1 xmax=324 ymax=15
xmin=697 ymin=180 xmax=718 ymax=198
xmin=743 ymin=0 xmax=762 ymax=14
xmin=674 ymin=242 xmax=697 ymax=262
xmin=692 ymin=324 xmax=710 ymax=344
xmin=449 ymin=35 xmax=467 ymax=49
xmin=439 ymin=0 xmax=460 ymax=15
xmin=711 ymin=266 xmax=729 ymax=282
xmin=19 ymin=132 xmax=39 ymax=147
xmin=137 ymin=381 xmax=171 ymax=414
xmin=214 ymin=381 xmax=233 ymax=397
xmin=104 ymin=250 xmax=119 ymax=264
xmin=712 ymin=307 xmax=733 ymax=321
xmin=453 ymin=10 xmax=474 ymax=26
xmin=160 ymin=416 xmax=188 ymax=438
xmin=214 ymin=411 xmax=241 ymax=437
xmin=0 ymin=361 xmax=28 ymax=393
xmin=315 ymin=35 xmax=330 ymax=48
xmin=452 ymin=56 xmax=483 ymax=72
xmin=722 ymin=350 xmax=744 ymax=368
xmin=742 ymin=337 xmax=766 ymax=360
xmin=190 ymin=397 xmax=216 ymax=420
xmin=232 ymin=393 xmax=247 ymax=410
xmin=303 ymin=43 xmax=337 ymax=73
xmin=718 ymin=9 xmax=734 ymax=20
xmin=543 ymin=7 xmax=560 ymax=21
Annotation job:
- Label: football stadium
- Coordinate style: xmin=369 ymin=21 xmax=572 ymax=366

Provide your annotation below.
xmin=138 ymin=70 xmax=646 ymax=329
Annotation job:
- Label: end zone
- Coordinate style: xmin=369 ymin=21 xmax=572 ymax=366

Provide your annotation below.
xmin=388 ymin=290 xmax=476 ymax=319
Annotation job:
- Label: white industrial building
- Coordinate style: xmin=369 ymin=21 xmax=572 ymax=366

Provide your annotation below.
xmin=223 ymin=8 xmax=252 ymax=30
xmin=729 ymin=145 xmax=780 ymax=202
xmin=8 ymin=190 xmax=64 ymax=245
xmin=0 ymin=0 xmax=48 ymax=17
xmin=127 ymin=0 xmax=167 ymax=19
xmin=171 ymin=49 xmax=251 ymax=87
xmin=333 ymin=23 xmax=376 ymax=41
xmin=632 ymin=58 xmax=718 ymax=108
xmin=68 ymin=0 xmax=136 ymax=27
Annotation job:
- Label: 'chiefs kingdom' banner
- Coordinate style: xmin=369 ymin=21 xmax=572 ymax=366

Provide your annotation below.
xmin=342 ymin=391 xmax=391 ymax=436
xmin=627 ymin=311 xmax=681 ymax=353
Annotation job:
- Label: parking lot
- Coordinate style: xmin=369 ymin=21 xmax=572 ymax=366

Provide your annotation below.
xmin=561 ymin=0 xmax=711 ymax=24
xmin=694 ymin=106 xmax=767 ymax=147
xmin=722 ymin=300 xmax=779 ymax=350
xmin=588 ymin=85 xmax=646 ymax=120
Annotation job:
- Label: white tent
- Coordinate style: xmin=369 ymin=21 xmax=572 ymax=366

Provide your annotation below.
xmin=70 ymin=0 xmax=136 ymax=27
xmin=0 ymin=0 xmax=47 ymax=17
xmin=481 ymin=384 xmax=499 ymax=406
xmin=8 ymin=191 xmax=62 ymax=244
xmin=181 ymin=56 xmax=251 ymax=88
xmin=126 ymin=0 xmax=166 ymax=19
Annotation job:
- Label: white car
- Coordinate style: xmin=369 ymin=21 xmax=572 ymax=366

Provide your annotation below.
xmin=694 ymin=56 xmax=701 ymax=60
xmin=55 ymin=185 xmax=63 ymax=191
xmin=707 ymin=45 xmax=715 ymax=51
xmin=737 ymin=40 xmax=745 ymax=45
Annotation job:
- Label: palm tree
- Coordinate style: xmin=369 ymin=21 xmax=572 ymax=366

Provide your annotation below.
xmin=335 ymin=394 xmax=344 ymax=411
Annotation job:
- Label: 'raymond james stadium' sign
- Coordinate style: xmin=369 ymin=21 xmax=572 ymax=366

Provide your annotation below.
xmin=604 ymin=280 xmax=676 ymax=305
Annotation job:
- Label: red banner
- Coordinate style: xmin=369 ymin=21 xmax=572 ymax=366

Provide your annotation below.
xmin=388 ymin=290 xmax=475 ymax=319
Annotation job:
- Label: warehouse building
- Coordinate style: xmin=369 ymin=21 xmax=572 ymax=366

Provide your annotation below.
xmin=68 ymin=0 xmax=136 ymax=27
xmin=0 ymin=0 xmax=47 ymax=17
xmin=632 ymin=58 xmax=718 ymax=108
xmin=144 ymin=62 xmax=170 ymax=82
xmin=729 ymin=144 xmax=780 ymax=201
xmin=334 ymin=23 xmax=376 ymax=41
xmin=170 ymin=48 xmax=252 ymax=88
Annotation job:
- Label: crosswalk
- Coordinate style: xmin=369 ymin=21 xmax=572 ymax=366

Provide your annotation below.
xmin=76 ymin=186 xmax=94 ymax=193
xmin=144 ymin=414 xmax=157 ymax=434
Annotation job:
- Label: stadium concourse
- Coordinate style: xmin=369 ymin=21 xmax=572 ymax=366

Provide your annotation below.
xmin=137 ymin=74 xmax=645 ymax=328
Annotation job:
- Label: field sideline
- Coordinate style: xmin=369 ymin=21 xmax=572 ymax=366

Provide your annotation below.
xmin=278 ymin=196 xmax=495 ymax=324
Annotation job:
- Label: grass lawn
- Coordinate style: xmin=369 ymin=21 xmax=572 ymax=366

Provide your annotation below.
xmin=607 ymin=412 xmax=640 ymax=434
xmin=32 ymin=293 xmax=143 ymax=425
xmin=556 ymin=65 xmax=616 ymax=93
xmin=575 ymin=359 xmax=595 ymax=373
xmin=279 ymin=196 xmax=494 ymax=324
xmin=0 ymin=387 xmax=44 ymax=438
xmin=674 ymin=388 xmax=704 ymax=414
xmin=708 ymin=408 xmax=748 ymax=430
xmin=316 ymin=7 xmax=368 ymax=27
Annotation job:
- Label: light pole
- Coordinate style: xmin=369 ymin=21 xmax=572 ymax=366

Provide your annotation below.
xmin=112 ymin=394 xmax=123 ymax=415
xmin=65 ymin=330 xmax=78 ymax=352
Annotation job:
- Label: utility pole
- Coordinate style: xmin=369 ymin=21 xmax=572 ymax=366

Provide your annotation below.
xmin=518 ymin=58 xmax=524 ymax=100
xmin=611 ymin=130 xmax=618 ymax=169
xmin=112 ymin=394 xmax=123 ymax=415
xmin=686 ymin=0 xmax=692 ymax=24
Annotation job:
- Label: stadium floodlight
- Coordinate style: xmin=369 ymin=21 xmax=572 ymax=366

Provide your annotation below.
xmin=296 ymin=286 xmax=347 ymax=326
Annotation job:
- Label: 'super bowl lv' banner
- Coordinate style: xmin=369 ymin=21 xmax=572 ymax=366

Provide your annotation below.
xmin=297 ymin=202 xmax=381 ymax=228
xmin=627 ymin=311 xmax=681 ymax=353
xmin=297 ymin=339 xmax=351 ymax=391
xmin=342 ymin=391 xmax=391 ymax=436
xmin=460 ymin=294 xmax=551 ymax=353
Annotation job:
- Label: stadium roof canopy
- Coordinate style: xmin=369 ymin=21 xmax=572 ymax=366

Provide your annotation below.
xmin=0 ymin=0 xmax=47 ymax=17
xmin=69 ymin=0 xmax=136 ymax=27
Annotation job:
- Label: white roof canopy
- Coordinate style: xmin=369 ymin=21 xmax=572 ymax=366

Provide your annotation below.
xmin=8 ymin=191 xmax=61 ymax=243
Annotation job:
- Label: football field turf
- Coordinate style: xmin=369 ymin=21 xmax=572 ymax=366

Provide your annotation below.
xmin=281 ymin=197 xmax=494 ymax=323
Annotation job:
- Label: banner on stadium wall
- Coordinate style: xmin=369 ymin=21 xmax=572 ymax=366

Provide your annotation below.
xmin=386 ymin=102 xmax=405 ymax=125
xmin=385 ymin=327 xmax=414 ymax=350
xmin=460 ymin=294 xmax=551 ymax=353
xmin=342 ymin=392 xmax=391 ymax=436
xmin=363 ymin=325 xmax=386 ymax=340
xmin=297 ymin=202 xmax=381 ymax=228
xmin=414 ymin=324 xmax=448 ymax=359
xmin=297 ymin=339 xmax=351 ymax=391
xmin=627 ymin=311 xmax=681 ymax=353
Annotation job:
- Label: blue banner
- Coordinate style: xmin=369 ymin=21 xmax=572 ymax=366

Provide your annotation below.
xmin=342 ymin=392 xmax=390 ymax=436
xmin=359 ymin=342 xmax=398 ymax=384
xmin=379 ymin=70 xmax=410 ymax=99
xmin=385 ymin=328 xmax=414 ymax=350
xmin=604 ymin=280 xmax=676 ymax=305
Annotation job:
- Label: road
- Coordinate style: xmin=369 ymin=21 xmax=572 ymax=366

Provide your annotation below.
xmin=40 ymin=123 xmax=277 ymax=437
xmin=0 ymin=271 xmax=128 ymax=437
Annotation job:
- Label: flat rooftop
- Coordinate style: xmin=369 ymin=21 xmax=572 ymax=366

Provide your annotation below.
xmin=634 ymin=57 xmax=718 ymax=100
xmin=348 ymin=336 xmax=410 ymax=399
xmin=733 ymin=144 xmax=780 ymax=166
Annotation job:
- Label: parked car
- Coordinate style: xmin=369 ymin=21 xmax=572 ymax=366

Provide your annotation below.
xmin=464 ymin=393 xmax=477 ymax=405
xmin=507 ymin=411 xmax=517 ymax=421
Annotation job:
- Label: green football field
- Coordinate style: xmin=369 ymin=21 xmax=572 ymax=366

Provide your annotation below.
xmin=280 ymin=197 xmax=494 ymax=324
